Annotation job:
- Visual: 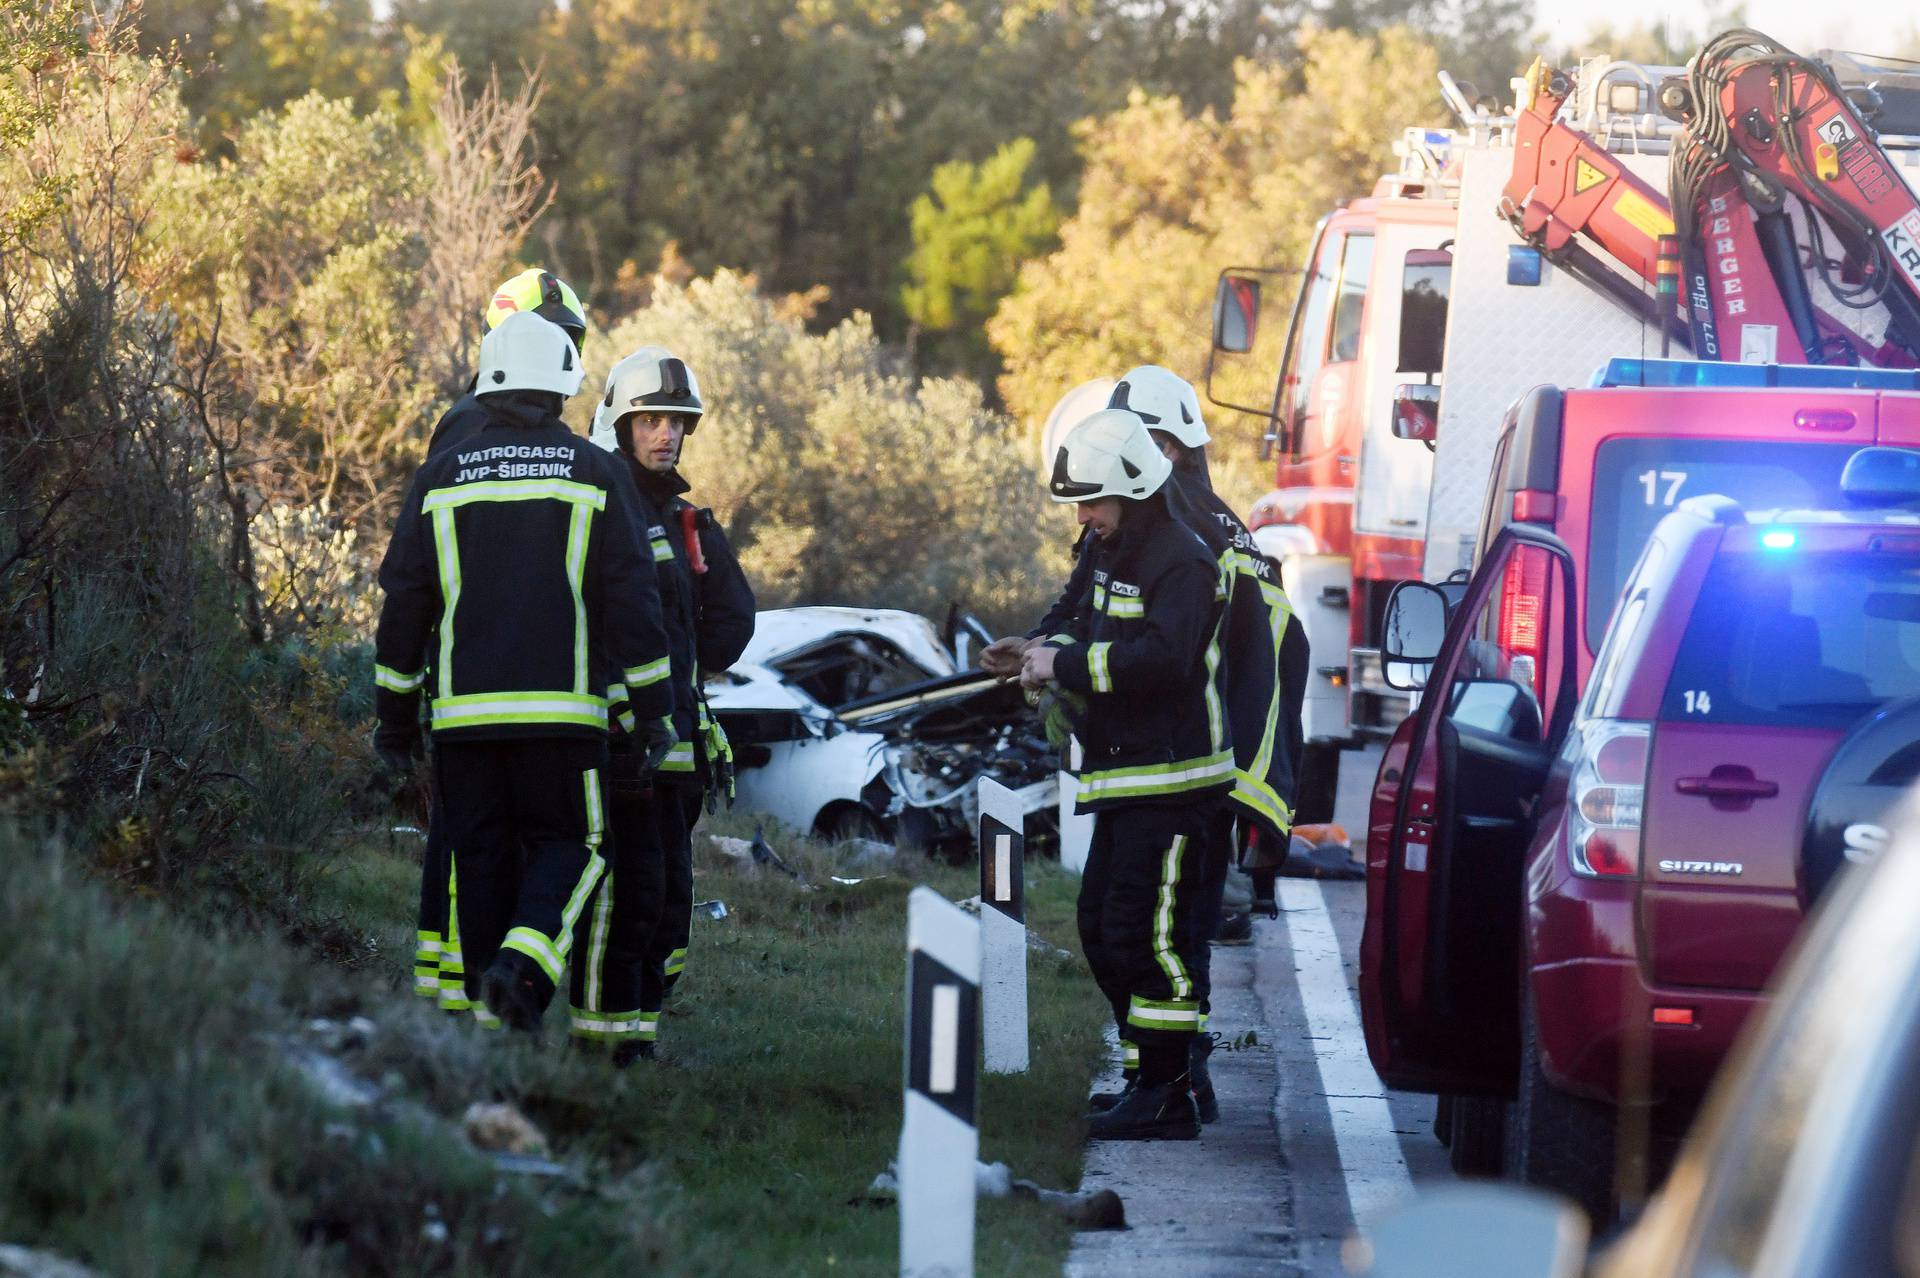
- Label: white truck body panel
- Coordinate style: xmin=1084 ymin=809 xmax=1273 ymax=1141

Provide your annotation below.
xmin=1418 ymin=144 xmax=1671 ymax=581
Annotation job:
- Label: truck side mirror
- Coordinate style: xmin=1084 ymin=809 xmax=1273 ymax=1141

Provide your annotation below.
xmin=1212 ymin=274 xmax=1260 ymax=353
xmin=1382 ymin=580 xmax=1450 ymax=690
xmin=1392 ymin=383 xmax=1441 ymax=443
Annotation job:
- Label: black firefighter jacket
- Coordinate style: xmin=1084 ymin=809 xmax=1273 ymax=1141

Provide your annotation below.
xmin=1165 ymin=467 xmax=1306 ymax=841
xmin=623 ymin=461 xmax=757 ymax=788
xmin=425 ymin=386 xmax=485 ymax=459
xmin=1044 ymin=494 xmax=1233 ymax=814
xmin=1032 ymin=472 xmax=1307 ymax=837
xmin=375 ymin=397 xmax=675 ymax=744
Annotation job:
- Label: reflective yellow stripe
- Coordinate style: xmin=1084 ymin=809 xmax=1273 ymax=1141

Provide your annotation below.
xmin=1088 ymin=642 xmax=1113 ymax=693
xmin=502 ymin=926 xmax=566 ymax=985
xmin=1151 ymin=835 xmax=1193 ymax=1000
xmin=1079 ymin=750 xmax=1234 ymax=801
xmin=376 ymin=663 xmax=426 ymax=693
xmin=1232 ymin=769 xmax=1295 ymax=837
xmin=1127 ymin=995 xmax=1201 ymax=1029
xmin=1203 ymin=632 xmax=1225 ymax=752
xmin=430 ymin=691 xmax=607 ymax=731
xmin=422 ymin=479 xmax=607 ymax=512
xmin=625 ymin=658 xmax=670 ymax=687
xmin=565 ymin=500 xmax=594 ymax=696
xmin=569 ymin=1007 xmax=652 ymax=1040
xmin=431 ymin=506 xmax=462 ymax=701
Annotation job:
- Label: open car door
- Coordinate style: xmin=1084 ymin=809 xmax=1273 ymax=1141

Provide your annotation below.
xmin=1360 ymin=524 xmax=1580 ymax=1095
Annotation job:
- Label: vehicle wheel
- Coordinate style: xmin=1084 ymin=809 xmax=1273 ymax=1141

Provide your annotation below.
xmin=1433 ymin=1093 xmax=1454 ymax=1147
xmin=818 ymin=803 xmax=889 ymax=845
xmin=1447 ymin=1094 xmax=1504 ymax=1176
xmin=1504 ymin=983 xmax=1616 ymax=1225
xmin=1294 ymin=742 xmax=1340 ymax=826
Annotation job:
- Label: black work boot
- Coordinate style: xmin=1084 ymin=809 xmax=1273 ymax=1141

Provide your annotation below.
xmin=1088 ymin=1076 xmax=1200 ymax=1141
xmin=1190 ymin=1035 xmax=1219 ymax=1123
xmin=1213 ymin=911 xmax=1254 ymax=945
xmin=480 ymin=950 xmax=547 ymax=1033
xmin=1086 ymin=1075 xmax=1138 ymax=1115
xmin=612 ymin=1039 xmax=656 ymax=1069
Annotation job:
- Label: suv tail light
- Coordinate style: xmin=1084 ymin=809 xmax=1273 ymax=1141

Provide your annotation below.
xmin=1498 ymin=544 xmax=1551 ymax=702
xmin=1568 ymin=720 xmax=1651 ymax=877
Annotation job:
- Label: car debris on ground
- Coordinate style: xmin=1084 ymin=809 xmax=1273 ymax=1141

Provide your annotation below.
xmin=706 ymin=607 xmax=1056 ymax=855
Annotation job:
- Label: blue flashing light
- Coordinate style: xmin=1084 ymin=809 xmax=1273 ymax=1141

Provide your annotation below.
xmin=1594 ymin=358 xmax=1920 ymax=392
xmin=1761 ymin=528 xmax=1799 ymax=550
xmin=1507 ymin=246 xmax=1543 ymax=287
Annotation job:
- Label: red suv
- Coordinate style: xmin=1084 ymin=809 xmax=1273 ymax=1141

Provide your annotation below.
xmin=1470 ymin=357 xmax=1920 ymax=696
xmin=1362 ymin=446 xmax=1920 ymax=1220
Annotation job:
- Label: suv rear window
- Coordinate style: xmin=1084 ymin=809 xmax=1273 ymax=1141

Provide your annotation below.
xmin=1587 ymin=439 xmax=1856 ymax=648
xmin=1661 ymin=548 xmax=1920 ymax=729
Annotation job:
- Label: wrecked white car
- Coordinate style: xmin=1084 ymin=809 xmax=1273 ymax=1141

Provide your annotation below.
xmin=704 ymin=607 xmax=1057 ymax=853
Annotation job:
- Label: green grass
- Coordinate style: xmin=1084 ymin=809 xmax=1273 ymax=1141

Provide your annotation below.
xmin=0 ymin=811 xmax=1109 ymax=1277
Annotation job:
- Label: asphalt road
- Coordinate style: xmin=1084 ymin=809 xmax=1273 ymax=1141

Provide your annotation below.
xmin=1067 ymin=746 xmax=1455 ymax=1277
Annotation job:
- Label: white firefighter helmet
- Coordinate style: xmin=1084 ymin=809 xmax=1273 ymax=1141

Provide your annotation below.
xmin=589 ymin=346 xmax=705 ymax=453
xmin=1048 ymin=408 xmax=1172 ymax=504
xmin=1109 ymin=364 xmax=1210 ymax=449
xmin=1039 ymin=377 xmax=1116 ymax=471
xmin=475 ymin=312 xmax=585 ymax=399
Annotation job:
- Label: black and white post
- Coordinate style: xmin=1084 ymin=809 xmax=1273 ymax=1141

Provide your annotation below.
xmin=899 ymin=886 xmax=981 ymax=1278
xmin=977 ymin=776 xmax=1029 ymax=1073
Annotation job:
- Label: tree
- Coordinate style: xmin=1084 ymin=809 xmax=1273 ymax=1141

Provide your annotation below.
xmin=578 ymin=270 xmax=1063 ymax=631
xmin=134 ymin=0 xmax=408 ymax=149
xmin=988 ymin=27 xmax=1444 ymax=513
xmin=901 ymin=137 xmax=1060 ymax=377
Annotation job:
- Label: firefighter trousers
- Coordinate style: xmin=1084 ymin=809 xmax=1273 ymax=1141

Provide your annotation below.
xmin=640 ymin=786 xmax=699 ymax=1008
xmin=567 ymin=781 xmax=667 ymax=1046
xmin=434 ymin=738 xmax=608 ymax=1027
xmin=1077 ymin=802 xmax=1217 ymax=1086
xmin=1188 ymin=804 xmax=1236 ymax=1031
xmin=414 ymin=783 xmax=486 ymax=1014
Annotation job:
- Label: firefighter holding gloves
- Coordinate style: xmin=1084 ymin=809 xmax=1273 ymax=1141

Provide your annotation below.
xmin=579 ymin=346 xmax=755 ymax=1061
xmin=374 ymin=311 xmax=676 ymax=1033
xmin=1021 ymin=408 xmax=1234 ymax=1141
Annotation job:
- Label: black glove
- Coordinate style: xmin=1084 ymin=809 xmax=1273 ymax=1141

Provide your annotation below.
xmin=634 ymin=716 xmax=677 ymax=778
xmin=372 ymin=721 xmax=423 ymax=786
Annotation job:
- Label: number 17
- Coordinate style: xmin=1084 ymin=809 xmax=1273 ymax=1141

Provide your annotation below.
xmin=1638 ymin=469 xmax=1687 ymax=506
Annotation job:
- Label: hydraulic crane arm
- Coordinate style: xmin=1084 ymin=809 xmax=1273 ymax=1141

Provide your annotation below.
xmin=1501 ymin=37 xmax=1920 ymax=368
xmin=1667 ymin=30 xmax=1920 ymax=366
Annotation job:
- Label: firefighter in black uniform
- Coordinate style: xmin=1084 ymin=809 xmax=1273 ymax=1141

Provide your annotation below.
xmin=375 ymin=312 xmax=676 ymax=1031
xmin=1020 ymin=407 xmax=1233 ymax=1141
xmin=412 ymin=268 xmax=590 ymax=1014
xmin=574 ymin=345 xmax=755 ymax=1060
xmin=1111 ymin=363 xmax=1309 ymax=1120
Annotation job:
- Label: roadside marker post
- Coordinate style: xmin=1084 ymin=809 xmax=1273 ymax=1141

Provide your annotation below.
xmin=1058 ymin=737 xmax=1092 ymax=874
xmin=900 ymin=886 xmax=981 ymax=1278
xmin=977 ymin=776 xmax=1029 ymax=1074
